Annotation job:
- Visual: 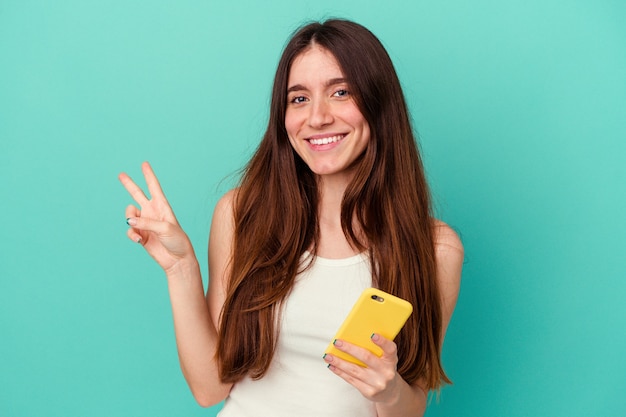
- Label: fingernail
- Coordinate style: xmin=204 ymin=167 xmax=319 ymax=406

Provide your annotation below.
xmin=322 ymin=354 xmax=327 ymax=359
xmin=371 ymin=333 xmax=379 ymax=341
xmin=333 ymin=339 xmax=342 ymax=347
xmin=126 ymin=218 xmax=137 ymax=226
xmin=136 ymin=237 xmax=142 ymax=244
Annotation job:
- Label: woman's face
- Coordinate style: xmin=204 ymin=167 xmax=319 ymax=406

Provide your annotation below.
xmin=285 ymin=44 xmax=370 ymax=181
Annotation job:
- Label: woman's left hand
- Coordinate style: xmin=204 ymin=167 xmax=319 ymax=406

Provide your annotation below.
xmin=324 ymin=334 xmax=401 ymax=405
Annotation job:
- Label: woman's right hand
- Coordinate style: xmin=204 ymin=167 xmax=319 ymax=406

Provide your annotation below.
xmin=119 ymin=162 xmax=196 ymax=274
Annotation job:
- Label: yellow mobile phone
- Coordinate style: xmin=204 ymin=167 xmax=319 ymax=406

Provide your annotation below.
xmin=324 ymin=287 xmax=413 ymax=367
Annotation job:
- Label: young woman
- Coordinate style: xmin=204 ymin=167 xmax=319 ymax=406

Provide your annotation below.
xmin=119 ymin=19 xmax=463 ymax=417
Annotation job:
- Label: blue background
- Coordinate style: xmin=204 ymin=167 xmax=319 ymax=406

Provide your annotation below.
xmin=1 ymin=1 xmax=625 ymax=415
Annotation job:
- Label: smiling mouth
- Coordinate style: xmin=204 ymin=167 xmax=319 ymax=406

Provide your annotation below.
xmin=307 ymin=134 xmax=346 ymax=146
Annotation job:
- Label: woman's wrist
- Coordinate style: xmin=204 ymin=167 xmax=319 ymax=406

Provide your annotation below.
xmin=165 ymin=255 xmax=201 ymax=282
xmin=375 ymin=374 xmax=427 ymax=417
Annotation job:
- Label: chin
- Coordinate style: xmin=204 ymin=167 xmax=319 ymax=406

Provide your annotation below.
xmin=310 ymin=165 xmax=354 ymax=180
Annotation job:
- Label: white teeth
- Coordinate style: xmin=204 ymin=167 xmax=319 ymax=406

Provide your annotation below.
xmin=308 ymin=135 xmax=344 ymax=145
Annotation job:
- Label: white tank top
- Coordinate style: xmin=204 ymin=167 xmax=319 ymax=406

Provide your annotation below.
xmin=217 ymin=252 xmax=376 ymax=417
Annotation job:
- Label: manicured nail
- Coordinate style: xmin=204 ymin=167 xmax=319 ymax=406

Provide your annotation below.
xmin=322 ymin=354 xmax=327 ymax=359
xmin=333 ymin=339 xmax=342 ymax=347
xmin=126 ymin=218 xmax=137 ymax=226
xmin=371 ymin=333 xmax=379 ymax=341
xmin=136 ymin=237 xmax=142 ymax=244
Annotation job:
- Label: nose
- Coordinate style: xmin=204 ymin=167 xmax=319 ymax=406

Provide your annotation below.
xmin=308 ymin=99 xmax=333 ymax=128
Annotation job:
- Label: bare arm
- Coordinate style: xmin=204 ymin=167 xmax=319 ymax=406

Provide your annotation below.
xmin=377 ymin=222 xmax=463 ymax=416
xmin=119 ymin=162 xmax=233 ymax=406
xmin=433 ymin=221 xmax=464 ymax=342
xmin=325 ymin=221 xmax=464 ymax=416
xmin=168 ymin=190 xmax=236 ymax=406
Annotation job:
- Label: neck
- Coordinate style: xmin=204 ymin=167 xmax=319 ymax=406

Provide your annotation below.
xmin=314 ymin=172 xmax=365 ymax=258
xmin=316 ymin=172 xmax=351 ymax=222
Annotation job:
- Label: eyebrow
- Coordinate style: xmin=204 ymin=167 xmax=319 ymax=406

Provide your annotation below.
xmin=287 ymin=78 xmax=347 ymax=93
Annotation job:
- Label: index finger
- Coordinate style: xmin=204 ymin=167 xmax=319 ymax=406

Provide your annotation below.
xmin=118 ymin=172 xmax=149 ymax=206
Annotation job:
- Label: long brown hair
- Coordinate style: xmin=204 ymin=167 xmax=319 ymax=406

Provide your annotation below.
xmin=217 ymin=19 xmax=449 ymax=390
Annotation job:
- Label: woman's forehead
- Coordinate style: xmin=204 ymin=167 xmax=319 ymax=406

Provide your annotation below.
xmin=288 ymin=45 xmax=345 ymax=87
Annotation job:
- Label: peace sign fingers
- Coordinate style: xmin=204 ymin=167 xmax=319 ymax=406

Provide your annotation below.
xmin=119 ymin=162 xmax=194 ymax=272
xmin=119 ymin=162 xmax=177 ymax=222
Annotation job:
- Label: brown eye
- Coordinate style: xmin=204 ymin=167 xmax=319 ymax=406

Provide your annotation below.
xmin=333 ymin=89 xmax=350 ymax=97
xmin=290 ymin=96 xmax=307 ymax=104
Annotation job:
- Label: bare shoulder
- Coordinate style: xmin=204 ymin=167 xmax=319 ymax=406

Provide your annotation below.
xmin=213 ymin=188 xmax=237 ymax=221
xmin=209 ymin=188 xmax=238 ymax=264
xmin=433 ymin=220 xmax=464 ymax=255
xmin=206 ymin=189 xmax=238 ymax=325
xmin=433 ymin=221 xmax=464 ymax=274
xmin=432 ymin=220 xmax=464 ymax=324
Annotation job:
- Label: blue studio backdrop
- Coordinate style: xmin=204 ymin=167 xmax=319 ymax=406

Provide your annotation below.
xmin=1 ymin=1 xmax=625 ymax=416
